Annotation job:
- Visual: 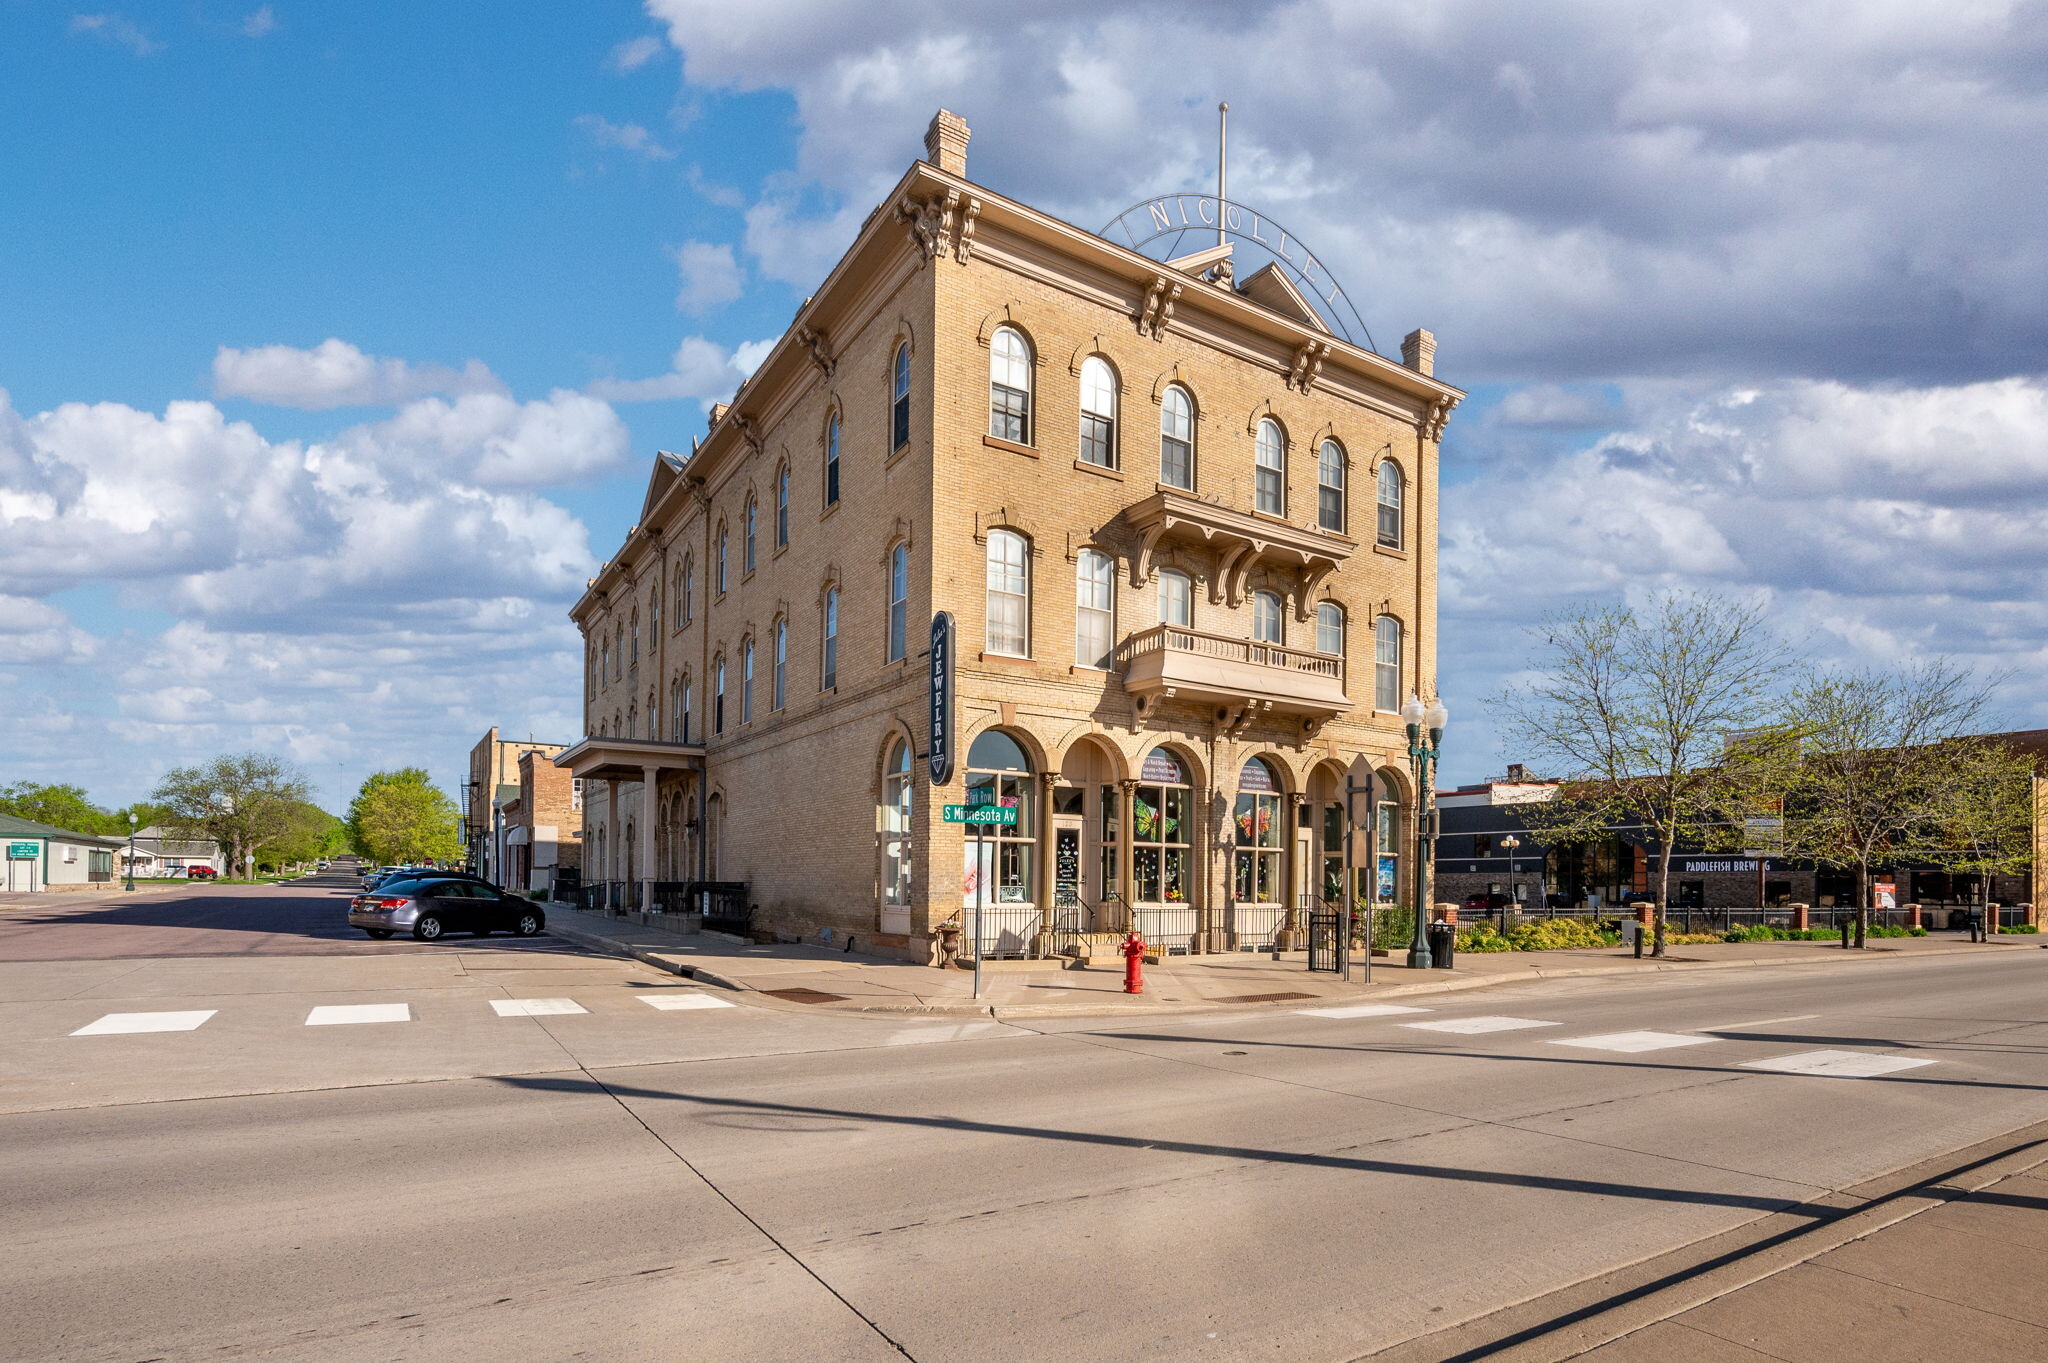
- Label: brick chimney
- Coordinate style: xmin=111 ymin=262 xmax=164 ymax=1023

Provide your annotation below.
xmin=708 ymin=402 xmax=729 ymax=428
xmin=1505 ymin=763 xmax=1528 ymax=782
xmin=924 ymin=109 xmax=971 ymax=177
xmin=1401 ymin=328 xmax=1436 ymax=376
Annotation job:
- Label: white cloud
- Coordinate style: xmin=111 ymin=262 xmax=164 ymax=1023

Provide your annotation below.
xmin=670 ymin=239 xmax=744 ymax=314
xmin=329 ymin=389 xmax=632 ymax=488
xmin=585 ymin=335 xmax=770 ymax=404
xmin=0 ymin=596 xmax=95 ymax=665
xmin=608 ymin=35 xmax=663 ymax=72
xmin=69 ymin=13 xmax=160 ymax=56
xmin=212 ymin=339 xmax=507 ymax=410
xmin=241 ymin=5 xmax=276 ymax=38
xmin=574 ymin=113 xmax=676 ymax=161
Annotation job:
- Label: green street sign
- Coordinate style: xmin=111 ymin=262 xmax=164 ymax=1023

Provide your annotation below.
xmin=943 ymin=804 xmax=1017 ymax=826
xmin=6 ymin=842 xmax=38 ymax=859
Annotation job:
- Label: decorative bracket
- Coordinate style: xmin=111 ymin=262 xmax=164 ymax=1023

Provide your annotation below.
xmin=1287 ymin=340 xmax=1330 ymax=393
xmin=796 ymin=326 xmax=835 ymax=378
xmin=1136 ymin=274 xmax=1182 ymax=340
xmin=1424 ymin=394 xmax=1460 ymax=442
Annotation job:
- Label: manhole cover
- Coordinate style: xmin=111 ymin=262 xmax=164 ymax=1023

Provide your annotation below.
xmin=762 ymin=987 xmax=848 ymax=1004
xmin=1221 ymin=991 xmax=1317 ymax=1003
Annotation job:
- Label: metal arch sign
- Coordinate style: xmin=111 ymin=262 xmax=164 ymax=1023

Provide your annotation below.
xmin=1100 ymin=194 xmax=1375 ymax=352
xmin=928 ymin=611 xmax=955 ymax=785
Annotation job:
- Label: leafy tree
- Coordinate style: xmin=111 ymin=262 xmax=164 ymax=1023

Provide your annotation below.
xmin=349 ymin=769 xmax=462 ymax=866
xmin=0 ymin=782 xmax=120 ymax=835
xmin=151 ymin=753 xmax=314 ymax=875
xmin=1493 ymin=591 xmax=1789 ymax=956
xmin=258 ymin=802 xmax=344 ymax=870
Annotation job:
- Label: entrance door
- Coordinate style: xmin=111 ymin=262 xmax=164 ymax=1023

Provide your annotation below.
xmin=1052 ymin=819 xmax=1083 ymax=927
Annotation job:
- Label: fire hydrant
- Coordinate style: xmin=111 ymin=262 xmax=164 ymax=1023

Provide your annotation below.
xmin=1121 ymin=931 xmax=1146 ymax=994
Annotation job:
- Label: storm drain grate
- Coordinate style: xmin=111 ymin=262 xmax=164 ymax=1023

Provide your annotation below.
xmin=1220 ymin=991 xmax=1318 ymax=1003
xmin=762 ymin=987 xmax=849 ymax=1004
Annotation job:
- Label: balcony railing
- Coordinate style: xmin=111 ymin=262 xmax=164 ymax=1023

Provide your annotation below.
xmin=1118 ymin=623 xmax=1351 ymax=721
xmin=1121 ymin=624 xmax=1342 ymax=680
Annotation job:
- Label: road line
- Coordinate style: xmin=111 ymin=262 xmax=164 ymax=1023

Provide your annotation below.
xmin=489 ymin=998 xmax=587 ymax=1017
xmin=1404 ymin=1016 xmax=1560 ymax=1035
xmin=305 ymin=1003 xmax=411 ymax=1026
xmin=639 ymin=993 xmax=736 ymax=1011
xmin=1740 ymin=1048 xmax=1936 ymax=1078
xmin=1699 ymin=1013 xmax=1821 ymax=1032
xmin=70 ymin=1010 xmax=217 ymax=1036
xmin=1551 ymin=1031 xmax=1718 ymax=1054
xmin=1296 ymin=1003 xmax=1431 ymax=1019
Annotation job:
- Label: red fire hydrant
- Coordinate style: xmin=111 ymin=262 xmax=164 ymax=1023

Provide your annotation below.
xmin=1122 ymin=931 xmax=1146 ymax=994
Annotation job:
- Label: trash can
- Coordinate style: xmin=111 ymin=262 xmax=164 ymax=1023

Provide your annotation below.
xmin=1427 ymin=920 xmax=1456 ymax=968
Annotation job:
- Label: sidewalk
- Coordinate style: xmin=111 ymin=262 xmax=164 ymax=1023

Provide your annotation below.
xmin=543 ymin=906 xmax=2035 ymax=1019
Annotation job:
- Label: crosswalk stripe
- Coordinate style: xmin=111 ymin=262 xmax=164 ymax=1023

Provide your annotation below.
xmin=639 ymin=993 xmax=736 ymax=1011
xmin=490 ymin=998 xmax=587 ymax=1017
xmin=1403 ymin=1016 xmax=1559 ymax=1035
xmin=305 ymin=1003 xmax=411 ymax=1026
xmin=71 ymin=1010 xmax=217 ymax=1036
xmin=1551 ymin=1031 xmax=1717 ymax=1053
xmin=1295 ymin=1003 xmax=1431 ymax=1019
xmin=1739 ymin=1048 xmax=1936 ymax=1078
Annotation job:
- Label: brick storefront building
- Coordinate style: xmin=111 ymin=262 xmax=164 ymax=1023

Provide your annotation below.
xmin=464 ymin=729 xmax=566 ymax=883
xmin=558 ymin=112 xmax=1461 ymax=960
xmin=497 ymin=748 xmax=584 ymax=897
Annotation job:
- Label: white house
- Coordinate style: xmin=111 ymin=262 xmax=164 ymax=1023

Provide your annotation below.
xmin=0 ymin=814 xmax=124 ymax=893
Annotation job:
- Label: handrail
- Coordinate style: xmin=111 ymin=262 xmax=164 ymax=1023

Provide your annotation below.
xmin=1119 ymin=623 xmax=1343 ymax=680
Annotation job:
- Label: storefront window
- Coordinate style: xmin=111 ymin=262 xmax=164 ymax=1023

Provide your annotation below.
xmin=1321 ymin=803 xmax=1344 ymax=902
xmin=1098 ymin=784 xmax=1119 ymax=897
xmin=963 ymin=730 xmax=1036 ymax=906
xmin=1233 ymin=757 xmax=1284 ymax=904
xmin=1132 ymin=748 xmax=1191 ymax=904
xmin=1376 ymin=798 xmax=1400 ymax=901
xmin=880 ymin=739 xmax=912 ymax=907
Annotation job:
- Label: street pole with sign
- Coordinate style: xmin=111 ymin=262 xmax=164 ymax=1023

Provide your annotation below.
xmin=124 ymin=811 xmax=137 ymax=892
xmin=944 ymin=802 xmax=1015 ymax=1001
xmin=1502 ymin=834 xmax=1520 ymax=922
xmin=1402 ymin=694 xmax=1449 ymax=970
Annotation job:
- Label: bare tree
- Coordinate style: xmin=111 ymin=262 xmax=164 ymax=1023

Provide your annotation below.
xmin=152 ymin=752 xmax=313 ymax=878
xmin=1779 ymin=663 xmax=2015 ymax=945
xmin=1494 ymin=592 xmax=1789 ymax=956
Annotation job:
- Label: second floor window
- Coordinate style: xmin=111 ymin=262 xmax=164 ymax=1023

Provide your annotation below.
xmin=775 ymin=464 xmax=790 ymax=547
xmin=1374 ymin=615 xmax=1402 ymax=711
xmin=1317 ymin=440 xmax=1345 ymax=532
xmin=1078 ymin=356 xmax=1116 ymax=468
xmin=716 ymin=529 xmax=728 ymax=594
xmin=744 ymin=498 xmax=757 ymax=575
xmin=680 ymin=559 xmax=693 ymax=624
xmin=773 ymin=618 xmax=787 ymax=710
xmin=989 ymin=326 xmax=1030 ymax=444
xmin=1316 ymin=602 xmax=1344 ymax=656
xmin=887 ymin=543 xmax=909 ymax=662
xmin=822 ymin=587 xmax=839 ymax=690
xmin=825 ymin=414 xmax=841 ymax=507
xmin=741 ymin=639 xmax=754 ymax=724
xmin=1252 ymin=589 xmax=1283 ymax=645
xmin=892 ymin=343 xmax=911 ymax=450
xmin=985 ymin=529 xmax=1029 ymax=657
xmin=1075 ymin=548 xmax=1113 ymax=668
xmin=1158 ymin=568 xmax=1192 ymax=628
xmin=1160 ymin=384 xmax=1193 ymax=490
xmin=680 ymin=677 xmax=692 ymax=743
xmin=1377 ymin=459 xmax=1404 ymax=549
xmin=713 ymin=659 xmax=726 ymax=733
xmin=1255 ymin=418 xmax=1285 ymax=516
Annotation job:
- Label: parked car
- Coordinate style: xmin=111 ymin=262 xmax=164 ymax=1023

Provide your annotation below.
xmin=347 ymin=877 xmax=546 ymax=941
xmin=1462 ymin=891 xmax=1513 ymax=914
xmin=185 ymin=865 xmax=218 ymax=880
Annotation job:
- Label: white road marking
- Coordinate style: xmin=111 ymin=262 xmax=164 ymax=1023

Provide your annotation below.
xmin=1740 ymin=1048 xmax=1935 ymax=1079
xmin=1295 ymin=1003 xmax=1432 ymax=1019
xmin=1403 ymin=1016 xmax=1560 ymax=1035
xmin=882 ymin=1023 xmax=1008 ymax=1045
xmin=1551 ymin=1031 xmax=1718 ymax=1054
xmin=490 ymin=998 xmax=587 ymax=1017
xmin=639 ymin=993 xmax=736 ymax=1011
xmin=305 ymin=1003 xmax=411 ymax=1026
xmin=1699 ymin=1014 xmax=1821 ymax=1032
xmin=71 ymin=1010 xmax=217 ymax=1036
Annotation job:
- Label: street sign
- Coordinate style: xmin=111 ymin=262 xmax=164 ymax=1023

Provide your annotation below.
xmin=944 ymin=804 xmax=1016 ymax=826
xmin=6 ymin=842 xmax=37 ymax=859
xmin=1741 ymin=815 xmax=1784 ymax=860
xmin=929 ymin=611 xmax=956 ymax=785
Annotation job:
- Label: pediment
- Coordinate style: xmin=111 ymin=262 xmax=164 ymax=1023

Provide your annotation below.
xmin=1237 ymin=263 xmax=1329 ymax=333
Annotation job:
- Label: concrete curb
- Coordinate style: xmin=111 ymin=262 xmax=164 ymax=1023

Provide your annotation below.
xmin=544 ymin=916 xmax=2025 ymax=1020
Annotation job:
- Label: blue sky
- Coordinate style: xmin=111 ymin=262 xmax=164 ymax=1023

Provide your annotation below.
xmin=3 ymin=1 xmax=2045 ymax=812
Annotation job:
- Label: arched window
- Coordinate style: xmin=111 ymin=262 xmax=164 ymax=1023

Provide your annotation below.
xmin=650 ymin=587 xmax=661 ymax=639
xmin=627 ymin=704 xmax=638 ymax=740
xmin=1158 ymin=568 xmax=1192 ymax=628
xmin=1160 ymin=384 xmax=1194 ymax=490
xmin=1316 ymin=602 xmax=1345 ymax=656
xmin=880 ymin=738 xmax=912 ymax=907
xmin=965 ymin=730 xmax=1036 ymax=909
xmin=629 ymin=616 xmax=639 ymax=671
xmin=824 ymin=412 xmax=841 ymax=507
xmin=1074 ymin=548 xmax=1114 ymax=669
xmin=891 ymin=342 xmax=911 ymax=451
xmin=775 ymin=463 xmax=790 ymax=548
xmin=1252 ymin=589 xmax=1283 ymax=645
xmin=740 ymin=637 xmax=754 ymax=724
xmin=1078 ymin=355 xmax=1117 ymax=468
xmin=743 ymin=496 xmax=757 ymax=575
xmin=988 ymin=327 xmax=1031 ymax=444
xmin=679 ymin=673 xmax=693 ymax=743
xmin=1255 ymin=418 xmax=1286 ymax=516
xmin=599 ymin=641 xmax=610 ymax=688
xmin=1374 ymin=615 xmax=1402 ymax=712
xmin=1377 ymin=460 xmax=1404 ymax=549
xmin=1132 ymin=747 xmax=1191 ymax=905
xmin=1233 ymin=757 xmax=1284 ymax=905
xmin=716 ymin=526 xmax=728 ymax=595
xmin=712 ymin=657 xmax=726 ymax=734
xmin=1317 ymin=440 xmax=1346 ymax=532
xmin=679 ymin=557 xmax=693 ymax=625
xmin=887 ymin=542 xmax=909 ymax=663
xmin=985 ymin=529 xmax=1030 ymax=657
xmin=772 ymin=616 xmax=788 ymax=711
xmin=821 ymin=586 xmax=839 ymax=690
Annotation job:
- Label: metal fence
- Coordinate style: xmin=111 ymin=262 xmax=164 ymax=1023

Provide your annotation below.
xmin=1134 ymin=904 xmax=1199 ymax=954
xmin=963 ymin=904 xmax=1044 ymax=960
xmin=1227 ymin=903 xmax=1291 ymax=951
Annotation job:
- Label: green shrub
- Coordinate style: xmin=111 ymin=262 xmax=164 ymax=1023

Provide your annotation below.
xmin=1997 ymin=923 xmax=2040 ymax=934
xmin=1454 ymin=924 xmax=1515 ymax=952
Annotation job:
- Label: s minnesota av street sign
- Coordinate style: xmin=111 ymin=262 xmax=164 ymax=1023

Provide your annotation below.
xmin=944 ymin=805 xmax=1017 ymax=826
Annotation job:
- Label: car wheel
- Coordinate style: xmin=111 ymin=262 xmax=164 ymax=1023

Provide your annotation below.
xmin=412 ymin=914 xmax=445 ymax=942
xmin=364 ymin=929 xmax=394 ymax=940
xmin=515 ymin=912 xmax=545 ymax=937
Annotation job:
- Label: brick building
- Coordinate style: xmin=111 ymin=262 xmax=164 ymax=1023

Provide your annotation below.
xmin=463 ymin=729 xmax=566 ymax=883
xmin=497 ymin=748 xmax=584 ymax=896
xmin=558 ymin=111 xmax=1461 ymax=960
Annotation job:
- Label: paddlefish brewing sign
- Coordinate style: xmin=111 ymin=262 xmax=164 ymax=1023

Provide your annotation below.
xmin=928 ymin=611 xmax=955 ymax=785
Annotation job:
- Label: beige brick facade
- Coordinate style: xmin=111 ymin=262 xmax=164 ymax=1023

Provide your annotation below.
xmin=563 ymin=113 xmax=1462 ymax=960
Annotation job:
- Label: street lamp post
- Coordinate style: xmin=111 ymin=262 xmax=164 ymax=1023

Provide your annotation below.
xmin=1402 ymin=693 xmax=1449 ymax=970
xmin=1502 ymin=834 xmax=1520 ymax=925
xmin=124 ymin=811 xmax=137 ymax=892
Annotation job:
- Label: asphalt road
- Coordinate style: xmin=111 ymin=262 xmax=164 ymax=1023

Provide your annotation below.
xmin=5 ymin=873 xmax=2047 ymax=1362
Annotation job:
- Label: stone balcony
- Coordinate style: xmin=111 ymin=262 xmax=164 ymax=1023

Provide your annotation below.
xmin=1123 ymin=487 xmax=1355 ymax=611
xmin=1117 ymin=623 xmax=1350 ymax=727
